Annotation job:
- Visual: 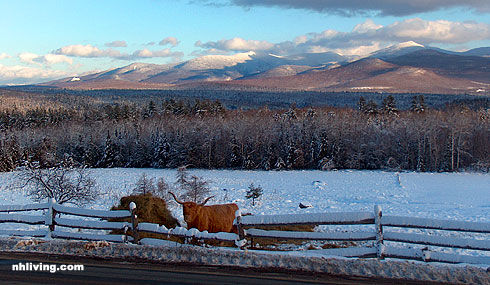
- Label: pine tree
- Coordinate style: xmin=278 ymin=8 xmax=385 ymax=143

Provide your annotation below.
xmin=411 ymin=95 xmax=427 ymax=114
xmin=229 ymin=138 xmax=241 ymax=168
xmin=153 ymin=135 xmax=171 ymax=168
xmin=358 ymin=96 xmax=367 ymax=113
xmin=101 ymin=132 xmax=119 ymax=168
xmin=418 ymin=95 xmax=426 ymax=113
xmin=245 ymin=183 xmax=263 ymax=206
xmin=365 ymin=100 xmax=378 ymax=115
xmin=274 ymin=157 xmax=286 ymax=170
xmin=381 ymin=95 xmax=398 ymax=115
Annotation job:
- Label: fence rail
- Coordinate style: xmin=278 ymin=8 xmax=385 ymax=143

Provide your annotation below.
xmin=0 ymin=198 xmax=134 ymax=242
xmin=0 ymin=200 xmax=488 ymax=266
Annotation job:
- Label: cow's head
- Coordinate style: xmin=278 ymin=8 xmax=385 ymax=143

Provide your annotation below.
xmin=169 ymin=192 xmax=213 ymax=224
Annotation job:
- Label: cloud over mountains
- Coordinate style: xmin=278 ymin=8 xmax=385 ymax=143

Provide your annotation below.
xmin=195 ymin=19 xmax=490 ymax=56
xmin=54 ymin=44 xmax=183 ymax=61
xmin=205 ymin=0 xmax=490 ymax=16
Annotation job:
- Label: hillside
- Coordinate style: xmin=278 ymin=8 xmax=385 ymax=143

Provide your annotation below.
xmin=39 ymin=44 xmax=490 ymax=95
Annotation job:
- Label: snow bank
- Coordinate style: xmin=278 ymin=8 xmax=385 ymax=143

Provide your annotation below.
xmin=384 ymin=246 xmax=490 ymax=265
xmin=0 ymin=229 xmax=47 ymax=237
xmin=0 ymin=237 xmax=488 ymax=284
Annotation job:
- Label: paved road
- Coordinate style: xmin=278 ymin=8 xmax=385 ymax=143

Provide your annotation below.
xmin=0 ymin=252 xmax=441 ymax=284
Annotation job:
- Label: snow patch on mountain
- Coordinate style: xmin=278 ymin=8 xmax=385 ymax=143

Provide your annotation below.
xmin=394 ymin=41 xmax=425 ymax=49
xmin=369 ymin=41 xmax=426 ymax=60
xmin=181 ymin=51 xmax=256 ymax=70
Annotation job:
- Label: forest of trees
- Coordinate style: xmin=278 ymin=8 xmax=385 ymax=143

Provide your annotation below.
xmin=0 ymin=90 xmax=489 ymax=173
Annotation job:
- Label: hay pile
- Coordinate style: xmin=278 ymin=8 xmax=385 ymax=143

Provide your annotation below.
xmin=110 ymin=194 xmax=179 ymax=240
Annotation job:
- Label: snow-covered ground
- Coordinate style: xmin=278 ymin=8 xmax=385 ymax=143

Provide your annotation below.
xmin=1 ymin=169 xmax=489 ymax=282
xmin=1 ymin=168 xmax=489 ymax=226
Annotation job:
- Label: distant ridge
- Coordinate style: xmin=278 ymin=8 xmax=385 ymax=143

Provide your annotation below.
xmin=40 ymin=44 xmax=490 ymax=95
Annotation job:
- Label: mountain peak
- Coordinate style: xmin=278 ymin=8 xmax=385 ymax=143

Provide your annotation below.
xmin=369 ymin=41 xmax=426 ymax=59
xmin=181 ymin=51 xmax=256 ymax=70
xmin=395 ymin=41 xmax=425 ymax=49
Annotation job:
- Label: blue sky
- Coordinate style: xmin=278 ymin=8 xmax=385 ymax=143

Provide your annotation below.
xmin=1 ymin=0 xmax=490 ymax=85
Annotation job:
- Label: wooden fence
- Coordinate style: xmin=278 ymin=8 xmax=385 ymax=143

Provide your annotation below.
xmin=0 ymin=200 xmax=489 ymax=265
xmin=234 ymin=205 xmax=490 ymax=265
xmin=0 ymin=199 xmax=136 ymax=243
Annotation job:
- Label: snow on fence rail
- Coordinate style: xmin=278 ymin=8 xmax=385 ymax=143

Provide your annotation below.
xmin=0 ymin=199 xmax=134 ymax=242
xmin=0 ymin=200 xmax=489 ymax=266
xmin=233 ymin=206 xmax=490 ymax=265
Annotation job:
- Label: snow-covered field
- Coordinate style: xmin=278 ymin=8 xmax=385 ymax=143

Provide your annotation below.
xmin=1 ymin=169 xmax=489 ymax=282
xmin=1 ymin=169 xmax=489 ymax=225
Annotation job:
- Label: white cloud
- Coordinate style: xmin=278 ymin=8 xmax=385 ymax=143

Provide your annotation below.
xmin=105 ymin=40 xmax=128 ymax=48
xmin=159 ymin=37 xmax=180 ymax=47
xmin=196 ymin=37 xmax=275 ymax=51
xmin=353 ymin=19 xmax=383 ymax=33
xmin=0 ymin=53 xmax=11 ymax=60
xmin=55 ymin=44 xmax=183 ymax=61
xmin=55 ymin=44 xmax=122 ymax=58
xmin=0 ymin=64 xmax=70 ymax=85
xmin=19 ymin=52 xmax=73 ymax=66
xmin=19 ymin=53 xmax=40 ymax=65
xmin=195 ymin=18 xmax=490 ymax=56
xmin=385 ymin=19 xmax=490 ymax=44
xmin=119 ymin=48 xmax=184 ymax=61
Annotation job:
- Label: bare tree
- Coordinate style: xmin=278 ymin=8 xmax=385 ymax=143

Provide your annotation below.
xmin=173 ymin=165 xmax=210 ymax=203
xmin=184 ymin=175 xmax=210 ymax=203
xmin=132 ymin=173 xmax=156 ymax=195
xmin=17 ymin=160 xmax=99 ymax=206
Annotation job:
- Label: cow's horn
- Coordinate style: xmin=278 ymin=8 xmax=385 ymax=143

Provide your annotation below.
xmin=199 ymin=196 xmax=214 ymax=206
xmin=169 ymin=192 xmax=184 ymax=204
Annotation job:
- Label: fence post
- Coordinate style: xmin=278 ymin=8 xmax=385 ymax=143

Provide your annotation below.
xmin=130 ymin=202 xmax=139 ymax=244
xmin=235 ymin=212 xmax=247 ymax=249
xmin=45 ymin=198 xmax=56 ymax=239
xmin=374 ymin=204 xmax=384 ymax=259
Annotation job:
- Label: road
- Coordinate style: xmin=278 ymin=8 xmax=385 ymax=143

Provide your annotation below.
xmin=0 ymin=252 xmax=441 ymax=284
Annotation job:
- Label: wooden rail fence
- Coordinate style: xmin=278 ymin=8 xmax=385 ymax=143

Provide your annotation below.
xmin=0 ymin=200 xmax=489 ymax=265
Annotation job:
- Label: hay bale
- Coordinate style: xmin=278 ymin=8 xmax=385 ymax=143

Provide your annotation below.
xmin=110 ymin=194 xmax=179 ymax=240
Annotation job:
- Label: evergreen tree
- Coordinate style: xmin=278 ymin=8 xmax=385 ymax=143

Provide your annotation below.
xmin=364 ymin=100 xmax=378 ymax=115
xmin=100 ymin=132 xmax=120 ymax=168
xmin=358 ymin=96 xmax=367 ymax=112
xmin=274 ymin=157 xmax=286 ymax=170
xmin=83 ymin=138 xmax=102 ymax=168
xmin=229 ymin=138 xmax=241 ymax=168
xmin=152 ymin=135 xmax=171 ymax=168
xmin=411 ymin=95 xmax=427 ymax=114
xmin=381 ymin=95 xmax=398 ymax=115
xmin=245 ymin=183 xmax=263 ymax=206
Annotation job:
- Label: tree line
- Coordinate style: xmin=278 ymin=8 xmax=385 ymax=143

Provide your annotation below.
xmin=0 ymin=93 xmax=489 ymax=173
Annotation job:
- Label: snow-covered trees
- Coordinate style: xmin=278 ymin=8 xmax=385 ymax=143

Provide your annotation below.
xmin=410 ymin=95 xmax=427 ymax=114
xmin=1 ymin=93 xmax=489 ymax=173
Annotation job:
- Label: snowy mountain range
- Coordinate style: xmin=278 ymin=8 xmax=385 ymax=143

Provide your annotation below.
xmin=43 ymin=41 xmax=490 ymax=94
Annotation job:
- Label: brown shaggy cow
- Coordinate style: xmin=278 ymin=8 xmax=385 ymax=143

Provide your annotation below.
xmin=169 ymin=192 xmax=239 ymax=233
